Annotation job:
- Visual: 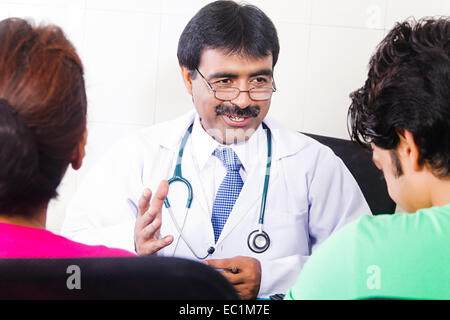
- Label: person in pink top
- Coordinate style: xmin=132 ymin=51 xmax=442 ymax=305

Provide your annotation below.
xmin=0 ymin=18 xmax=134 ymax=258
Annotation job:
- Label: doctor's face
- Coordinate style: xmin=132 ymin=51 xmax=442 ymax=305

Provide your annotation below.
xmin=182 ymin=48 xmax=274 ymax=145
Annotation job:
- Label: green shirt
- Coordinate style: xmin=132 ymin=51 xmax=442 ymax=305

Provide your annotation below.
xmin=285 ymin=204 xmax=450 ymax=300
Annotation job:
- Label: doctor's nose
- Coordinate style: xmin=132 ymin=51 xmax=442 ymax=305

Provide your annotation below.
xmin=230 ymin=90 xmax=252 ymax=109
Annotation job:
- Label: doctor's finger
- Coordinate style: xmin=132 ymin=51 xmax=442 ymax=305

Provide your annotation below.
xmin=153 ymin=235 xmax=174 ymax=252
xmin=139 ymin=235 xmax=174 ymax=255
xmin=220 ymin=271 xmax=245 ymax=285
xmin=149 ymin=180 xmax=169 ymax=215
xmin=138 ymin=188 xmax=152 ymax=217
xmin=135 ymin=208 xmax=158 ymax=232
xmin=204 ymin=258 xmax=236 ymax=270
xmin=140 ymin=215 xmax=163 ymax=240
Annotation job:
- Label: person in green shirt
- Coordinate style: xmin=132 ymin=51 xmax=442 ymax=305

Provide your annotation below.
xmin=285 ymin=17 xmax=450 ymax=300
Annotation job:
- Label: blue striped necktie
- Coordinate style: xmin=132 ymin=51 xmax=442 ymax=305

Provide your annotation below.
xmin=211 ymin=148 xmax=243 ymax=243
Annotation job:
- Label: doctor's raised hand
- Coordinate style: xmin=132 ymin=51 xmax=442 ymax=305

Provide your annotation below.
xmin=134 ymin=180 xmax=174 ymax=255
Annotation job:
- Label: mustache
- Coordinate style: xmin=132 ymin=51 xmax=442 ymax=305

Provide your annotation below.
xmin=215 ymin=104 xmax=261 ymax=118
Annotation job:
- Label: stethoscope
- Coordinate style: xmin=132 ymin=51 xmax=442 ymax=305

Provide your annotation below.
xmin=163 ymin=122 xmax=272 ymax=260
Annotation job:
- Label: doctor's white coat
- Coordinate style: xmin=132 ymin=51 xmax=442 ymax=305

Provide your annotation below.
xmin=62 ymin=110 xmax=371 ymax=298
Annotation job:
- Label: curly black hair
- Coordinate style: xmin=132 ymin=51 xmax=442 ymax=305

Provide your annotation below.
xmin=348 ymin=17 xmax=450 ymax=178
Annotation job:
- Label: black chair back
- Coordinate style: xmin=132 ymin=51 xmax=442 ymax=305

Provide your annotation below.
xmin=0 ymin=256 xmax=240 ymax=300
xmin=302 ymin=132 xmax=396 ymax=215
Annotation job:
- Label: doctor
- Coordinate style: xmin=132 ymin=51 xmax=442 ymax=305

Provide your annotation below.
xmin=62 ymin=0 xmax=370 ymax=299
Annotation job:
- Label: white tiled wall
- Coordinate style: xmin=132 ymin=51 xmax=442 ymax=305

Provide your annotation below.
xmin=1 ymin=0 xmax=447 ymax=232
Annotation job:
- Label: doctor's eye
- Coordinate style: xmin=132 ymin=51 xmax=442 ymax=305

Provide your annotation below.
xmin=214 ymin=78 xmax=233 ymax=86
xmin=251 ymin=76 xmax=270 ymax=86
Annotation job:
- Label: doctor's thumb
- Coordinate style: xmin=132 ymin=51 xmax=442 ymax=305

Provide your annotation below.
xmin=163 ymin=235 xmax=174 ymax=244
xmin=144 ymin=235 xmax=174 ymax=255
xmin=156 ymin=235 xmax=173 ymax=250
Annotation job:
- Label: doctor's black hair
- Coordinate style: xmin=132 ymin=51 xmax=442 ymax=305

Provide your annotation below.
xmin=348 ymin=17 xmax=450 ymax=178
xmin=0 ymin=18 xmax=87 ymax=216
xmin=177 ymin=0 xmax=280 ymax=74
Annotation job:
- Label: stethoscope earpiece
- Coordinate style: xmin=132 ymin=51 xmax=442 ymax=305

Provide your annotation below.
xmin=247 ymin=229 xmax=270 ymax=253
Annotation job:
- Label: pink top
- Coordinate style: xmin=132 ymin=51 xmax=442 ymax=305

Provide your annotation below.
xmin=0 ymin=223 xmax=135 ymax=258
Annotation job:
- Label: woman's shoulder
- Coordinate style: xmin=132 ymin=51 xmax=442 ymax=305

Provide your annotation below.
xmin=0 ymin=223 xmax=135 ymax=258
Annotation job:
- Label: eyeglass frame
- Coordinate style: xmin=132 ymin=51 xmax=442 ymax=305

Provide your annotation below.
xmin=195 ymin=68 xmax=277 ymax=101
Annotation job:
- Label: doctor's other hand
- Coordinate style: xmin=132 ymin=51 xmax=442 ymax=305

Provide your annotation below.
xmin=204 ymin=256 xmax=261 ymax=300
xmin=134 ymin=180 xmax=173 ymax=255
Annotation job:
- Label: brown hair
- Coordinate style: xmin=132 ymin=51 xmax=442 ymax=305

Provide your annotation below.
xmin=0 ymin=18 xmax=87 ymax=215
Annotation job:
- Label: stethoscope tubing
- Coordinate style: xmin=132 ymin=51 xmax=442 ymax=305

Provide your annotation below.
xmin=163 ymin=121 xmax=272 ymax=258
xmin=167 ymin=205 xmax=211 ymax=260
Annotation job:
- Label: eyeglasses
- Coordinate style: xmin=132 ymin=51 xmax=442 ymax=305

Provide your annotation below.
xmin=195 ymin=68 xmax=276 ymax=101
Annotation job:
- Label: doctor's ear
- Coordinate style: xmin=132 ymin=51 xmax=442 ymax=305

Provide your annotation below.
xmin=71 ymin=129 xmax=87 ymax=171
xmin=180 ymin=66 xmax=194 ymax=95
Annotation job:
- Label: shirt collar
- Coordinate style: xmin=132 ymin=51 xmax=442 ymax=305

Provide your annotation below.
xmin=230 ymin=124 xmax=266 ymax=174
xmin=191 ymin=114 xmax=266 ymax=172
xmin=155 ymin=109 xmax=307 ymax=162
xmin=191 ymin=114 xmax=221 ymax=171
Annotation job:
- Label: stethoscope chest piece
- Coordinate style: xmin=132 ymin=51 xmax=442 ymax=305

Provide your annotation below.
xmin=247 ymin=229 xmax=270 ymax=253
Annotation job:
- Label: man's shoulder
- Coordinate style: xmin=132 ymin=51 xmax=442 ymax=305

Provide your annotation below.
xmin=286 ymin=218 xmax=360 ymax=299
